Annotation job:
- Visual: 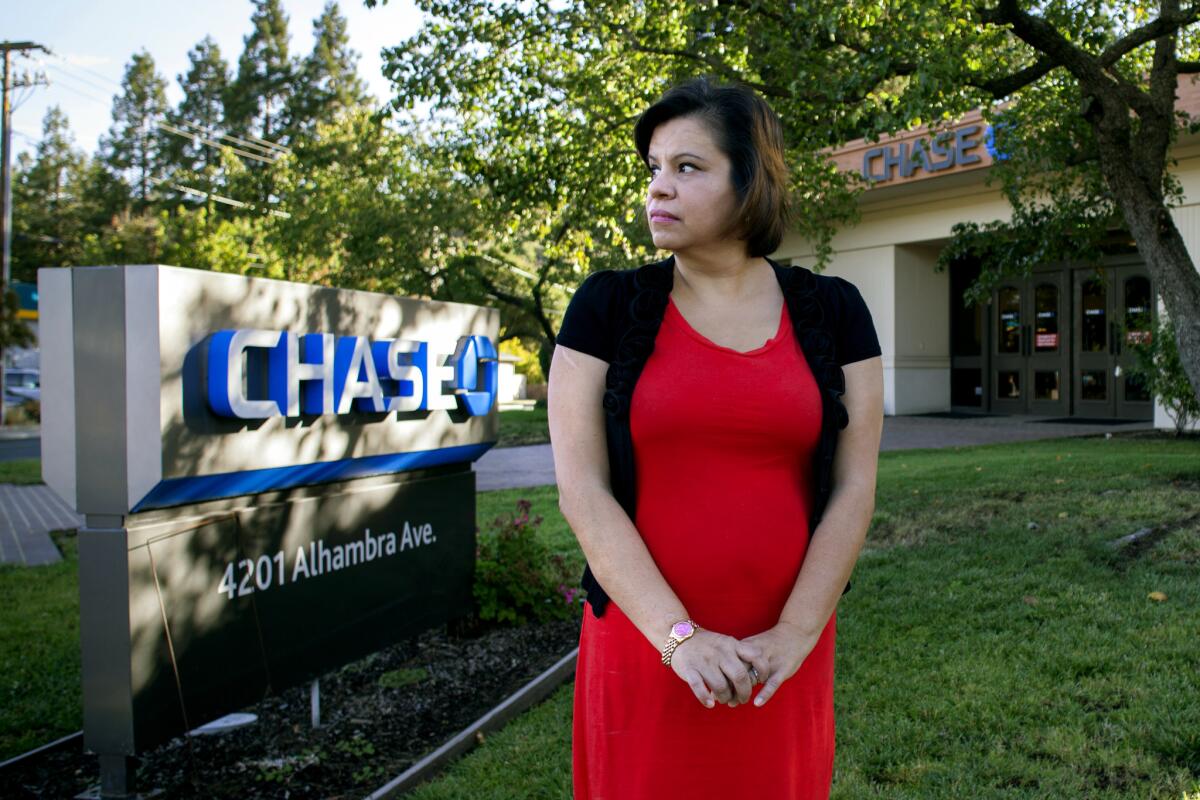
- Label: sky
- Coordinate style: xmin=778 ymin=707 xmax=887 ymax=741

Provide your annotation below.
xmin=7 ymin=0 xmax=425 ymax=159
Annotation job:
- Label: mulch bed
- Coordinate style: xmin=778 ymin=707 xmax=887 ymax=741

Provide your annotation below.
xmin=0 ymin=615 xmax=582 ymax=799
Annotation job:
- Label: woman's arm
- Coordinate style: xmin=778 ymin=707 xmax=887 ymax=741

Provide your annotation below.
xmin=736 ymin=354 xmax=885 ymax=706
xmin=548 ymin=343 xmax=757 ymax=708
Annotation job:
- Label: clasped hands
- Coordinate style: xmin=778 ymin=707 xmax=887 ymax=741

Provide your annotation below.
xmin=668 ymin=621 xmax=821 ymax=709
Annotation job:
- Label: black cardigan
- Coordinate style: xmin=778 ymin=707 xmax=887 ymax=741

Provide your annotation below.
xmin=554 ymin=254 xmax=881 ymax=617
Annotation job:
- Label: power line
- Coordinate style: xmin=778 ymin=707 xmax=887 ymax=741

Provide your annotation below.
xmin=44 ymin=53 xmax=292 ymax=157
xmin=41 ymin=60 xmax=115 ymax=100
xmin=45 ymin=52 xmax=123 ymax=93
xmin=40 ymin=70 xmax=112 ymax=108
xmin=174 ymin=119 xmax=290 ymax=157
xmin=149 ymin=174 xmax=290 ymax=218
xmin=156 ymin=121 xmax=280 ymax=164
xmin=36 ymin=71 xmax=287 ymax=170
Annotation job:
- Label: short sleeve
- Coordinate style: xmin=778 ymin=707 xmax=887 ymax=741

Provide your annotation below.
xmin=554 ymin=270 xmax=621 ymax=363
xmin=831 ymin=277 xmax=882 ymax=367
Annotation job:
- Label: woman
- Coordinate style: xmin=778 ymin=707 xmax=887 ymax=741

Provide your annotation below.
xmin=548 ymin=76 xmax=884 ymax=799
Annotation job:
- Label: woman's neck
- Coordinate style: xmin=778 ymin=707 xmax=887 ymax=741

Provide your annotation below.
xmin=671 ymin=246 xmax=770 ymax=304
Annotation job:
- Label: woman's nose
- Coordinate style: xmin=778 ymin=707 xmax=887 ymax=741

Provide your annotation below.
xmin=649 ymin=171 xmax=672 ymax=198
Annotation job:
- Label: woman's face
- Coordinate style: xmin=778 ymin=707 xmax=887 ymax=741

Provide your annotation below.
xmin=644 ymin=114 xmax=740 ymax=253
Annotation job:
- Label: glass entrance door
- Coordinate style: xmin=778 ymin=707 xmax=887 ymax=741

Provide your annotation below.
xmin=1072 ymin=265 xmax=1153 ymax=420
xmin=989 ymin=271 xmax=1069 ymax=415
xmin=1028 ymin=274 xmax=1069 ymax=415
xmin=991 ymin=282 xmax=1026 ymax=414
xmin=1074 ymin=269 xmax=1114 ymax=417
xmin=1115 ymin=267 xmax=1155 ymax=419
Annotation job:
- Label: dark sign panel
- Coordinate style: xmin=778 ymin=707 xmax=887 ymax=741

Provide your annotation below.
xmin=118 ymin=468 xmax=475 ymax=750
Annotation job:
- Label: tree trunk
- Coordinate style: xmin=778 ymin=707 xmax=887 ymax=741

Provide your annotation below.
xmin=1100 ymin=138 xmax=1200 ymax=413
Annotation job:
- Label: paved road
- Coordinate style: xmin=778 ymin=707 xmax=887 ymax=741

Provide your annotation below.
xmin=0 ymin=437 xmax=40 ymax=461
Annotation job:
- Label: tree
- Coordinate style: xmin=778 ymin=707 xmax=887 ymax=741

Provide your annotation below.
xmin=227 ymin=0 xmax=296 ymax=143
xmin=377 ymin=1 xmax=675 ymax=365
xmin=11 ymin=107 xmax=88 ymax=279
xmin=268 ymin=109 xmax=462 ymax=290
xmin=268 ymin=108 xmax=552 ymax=350
xmin=289 ymin=2 xmax=371 ymax=134
xmin=100 ymin=51 xmax=169 ymax=207
xmin=226 ymin=0 xmax=297 ymax=207
xmin=377 ymin=0 xmax=1200 ymax=406
xmin=163 ymin=36 xmax=231 ymax=204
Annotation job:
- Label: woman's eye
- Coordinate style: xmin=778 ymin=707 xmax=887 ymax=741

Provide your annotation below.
xmin=679 ymin=162 xmax=697 ymax=172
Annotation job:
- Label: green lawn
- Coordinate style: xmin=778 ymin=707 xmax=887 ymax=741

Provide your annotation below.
xmin=0 ymin=458 xmax=42 ymax=485
xmin=497 ymin=407 xmax=550 ymax=448
xmin=411 ymin=435 xmax=1200 ymax=799
xmin=4 ymin=437 xmax=1199 ymax=799
xmin=0 ymin=530 xmax=82 ymax=757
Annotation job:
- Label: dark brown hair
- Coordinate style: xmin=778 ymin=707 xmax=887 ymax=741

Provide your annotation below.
xmin=634 ymin=76 xmax=791 ymax=257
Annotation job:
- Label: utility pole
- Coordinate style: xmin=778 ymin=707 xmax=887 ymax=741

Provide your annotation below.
xmin=0 ymin=41 xmax=48 ymax=427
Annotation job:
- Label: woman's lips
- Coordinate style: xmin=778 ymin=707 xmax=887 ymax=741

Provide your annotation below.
xmin=650 ymin=212 xmax=679 ymax=223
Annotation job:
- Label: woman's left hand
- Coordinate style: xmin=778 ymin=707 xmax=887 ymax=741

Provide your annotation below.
xmin=734 ymin=620 xmax=823 ymax=707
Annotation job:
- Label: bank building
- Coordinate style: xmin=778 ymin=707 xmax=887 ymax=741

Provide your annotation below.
xmin=775 ymin=92 xmax=1200 ymax=431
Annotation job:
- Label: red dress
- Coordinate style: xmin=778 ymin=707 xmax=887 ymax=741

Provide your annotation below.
xmin=572 ymin=296 xmax=837 ymax=799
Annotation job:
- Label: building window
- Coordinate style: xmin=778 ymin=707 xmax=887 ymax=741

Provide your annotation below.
xmin=997 ymin=370 xmax=1020 ymax=399
xmin=1034 ymin=370 xmax=1060 ymax=401
xmin=1124 ymin=276 xmax=1152 ymax=347
xmin=1081 ymin=278 xmax=1107 ymax=352
xmin=1034 ymin=284 xmax=1059 ymax=352
xmin=1081 ymin=370 xmax=1107 ymax=400
xmin=997 ymin=287 xmax=1021 ymax=354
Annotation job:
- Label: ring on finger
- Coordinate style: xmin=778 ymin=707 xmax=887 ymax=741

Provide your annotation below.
xmin=747 ymin=665 xmax=760 ymax=684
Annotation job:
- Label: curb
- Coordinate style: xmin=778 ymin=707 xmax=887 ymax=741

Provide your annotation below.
xmin=0 ymin=426 xmax=39 ymax=441
xmin=364 ymin=646 xmax=578 ymax=799
xmin=0 ymin=730 xmax=83 ymax=772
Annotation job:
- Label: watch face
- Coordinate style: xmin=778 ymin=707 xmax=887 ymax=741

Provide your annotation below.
xmin=672 ymin=622 xmax=694 ymax=638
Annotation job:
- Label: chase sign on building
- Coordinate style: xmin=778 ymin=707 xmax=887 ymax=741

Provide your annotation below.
xmin=39 ymin=264 xmax=498 ymax=767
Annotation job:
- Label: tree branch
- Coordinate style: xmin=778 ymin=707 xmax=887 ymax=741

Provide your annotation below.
xmin=602 ymin=20 xmax=791 ymax=98
xmin=980 ymin=0 xmax=1157 ymax=118
xmin=968 ymin=57 xmax=1057 ymax=98
xmin=829 ymin=32 xmax=917 ymax=75
xmin=1097 ymin=2 xmax=1200 ymax=68
xmin=473 ymin=268 xmax=531 ymax=310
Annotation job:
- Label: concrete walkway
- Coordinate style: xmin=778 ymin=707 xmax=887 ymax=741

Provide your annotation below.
xmin=474 ymin=413 xmax=1156 ymax=491
xmin=0 ymin=484 xmax=82 ymax=565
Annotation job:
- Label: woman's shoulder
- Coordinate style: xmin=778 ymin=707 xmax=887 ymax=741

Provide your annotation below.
xmin=571 ymin=257 xmax=672 ymax=307
xmin=779 ymin=263 xmax=868 ymax=321
xmin=556 ymin=258 xmax=669 ymax=362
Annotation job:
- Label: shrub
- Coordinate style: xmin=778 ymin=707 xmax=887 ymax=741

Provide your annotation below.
xmin=4 ymin=400 xmax=39 ymax=426
xmin=1128 ymin=315 xmax=1200 ymax=436
xmin=474 ymin=499 xmax=582 ymax=626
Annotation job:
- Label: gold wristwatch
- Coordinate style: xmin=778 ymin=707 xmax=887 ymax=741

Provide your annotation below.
xmin=661 ymin=619 xmax=700 ymax=667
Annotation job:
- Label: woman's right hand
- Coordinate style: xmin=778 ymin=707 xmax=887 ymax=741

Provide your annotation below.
xmin=669 ymin=630 xmax=757 ymax=708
